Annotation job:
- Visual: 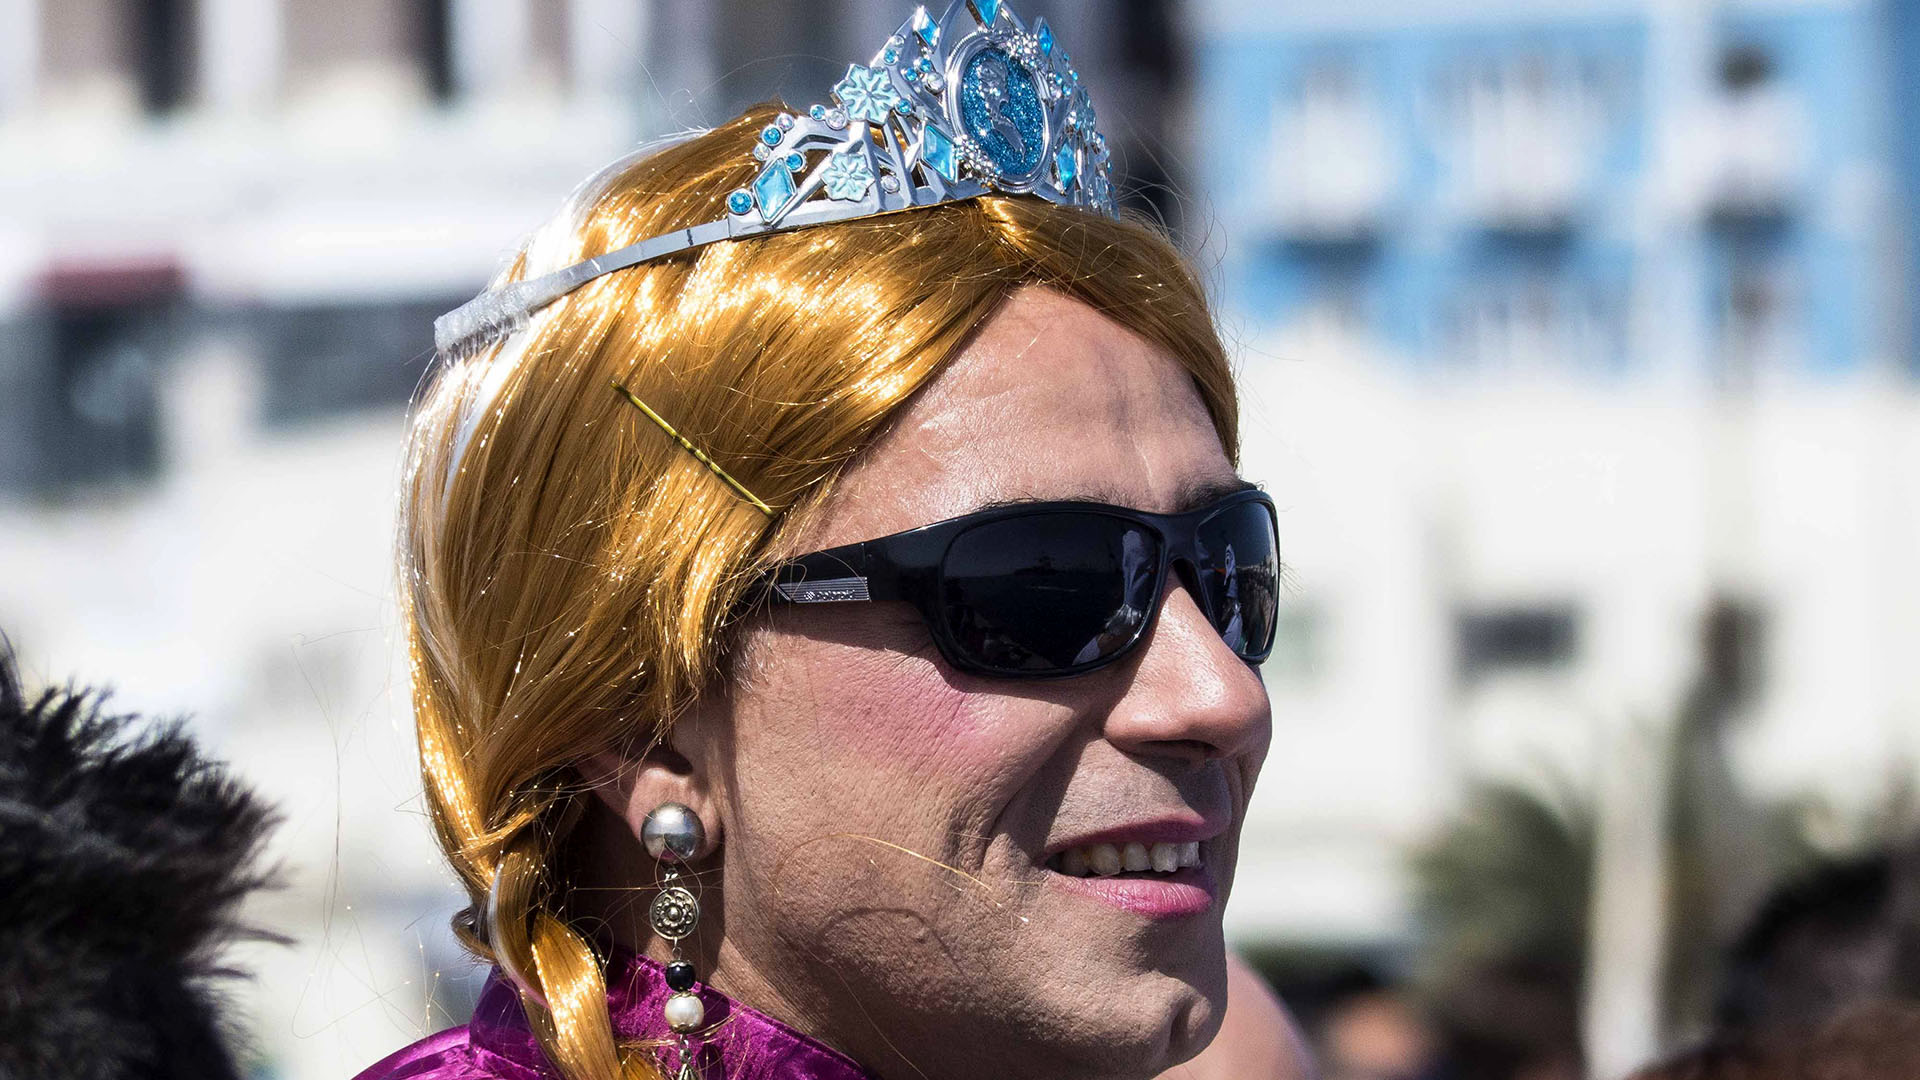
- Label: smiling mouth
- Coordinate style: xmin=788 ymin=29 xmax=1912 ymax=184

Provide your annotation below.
xmin=1045 ymin=841 xmax=1204 ymax=878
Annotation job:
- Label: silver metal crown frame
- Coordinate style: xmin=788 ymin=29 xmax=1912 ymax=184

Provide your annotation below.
xmin=435 ymin=0 xmax=1116 ymax=355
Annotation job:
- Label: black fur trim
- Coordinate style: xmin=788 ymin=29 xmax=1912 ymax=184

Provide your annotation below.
xmin=0 ymin=641 xmax=281 ymax=1080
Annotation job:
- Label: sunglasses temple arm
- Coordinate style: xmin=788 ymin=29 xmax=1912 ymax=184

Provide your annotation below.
xmin=761 ymin=543 xmax=890 ymax=606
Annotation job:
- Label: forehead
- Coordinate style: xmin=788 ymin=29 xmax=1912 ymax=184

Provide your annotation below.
xmin=806 ymin=287 xmax=1237 ymax=548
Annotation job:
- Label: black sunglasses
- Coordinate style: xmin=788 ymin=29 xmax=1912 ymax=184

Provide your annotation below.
xmin=751 ymin=488 xmax=1280 ymax=679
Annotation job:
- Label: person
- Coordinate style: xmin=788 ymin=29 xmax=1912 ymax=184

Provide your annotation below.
xmin=357 ymin=2 xmax=1278 ymax=1078
xmin=1625 ymin=1002 xmax=1920 ymax=1079
xmin=1715 ymin=847 xmax=1920 ymax=1034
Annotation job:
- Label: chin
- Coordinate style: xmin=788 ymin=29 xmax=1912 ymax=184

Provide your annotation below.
xmin=1005 ymin=948 xmax=1228 ymax=1080
xmin=1035 ymin=983 xmax=1223 ymax=1080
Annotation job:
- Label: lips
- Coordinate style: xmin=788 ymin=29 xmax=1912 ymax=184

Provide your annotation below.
xmin=1037 ymin=817 xmax=1225 ymax=919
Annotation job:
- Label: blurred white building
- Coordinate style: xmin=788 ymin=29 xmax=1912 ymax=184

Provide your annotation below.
xmin=1202 ymin=0 xmax=1920 ymax=1069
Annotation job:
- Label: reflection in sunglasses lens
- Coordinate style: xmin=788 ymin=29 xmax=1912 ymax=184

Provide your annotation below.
xmin=1197 ymin=502 xmax=1279 ymax=659
xmin=941 ymin=514 xmax=1158 ymax=672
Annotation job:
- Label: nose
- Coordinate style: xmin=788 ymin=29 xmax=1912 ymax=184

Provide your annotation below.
xmin=1102 ymin=576 xmax=1272 ymax=768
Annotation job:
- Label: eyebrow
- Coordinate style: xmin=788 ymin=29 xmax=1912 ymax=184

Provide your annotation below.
xmin=971 ymin=475 xmax=1258 ymax=515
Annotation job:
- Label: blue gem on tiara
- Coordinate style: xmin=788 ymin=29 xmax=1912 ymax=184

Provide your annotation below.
xmin=959 ymin=47 xmax=1044 ymax=178
xmin=1073 ymin=95 xmax=1096 ymax=133
xmin=727 ymin=189 xmax=753 ymax=215
xmin=970 ymin=0 xmax=1001 ymax=25
xmin=912 ymin=7 xmax=940 ymax=47
xmin=822 ymin=153 xmax=876 ymax=200
xmin=760 ymin=125 xmax=783 ymax=146
xmin=1055 ymin=144 xmax=1077 ymax=189
xmin=834 ymin=64 xmax=905 ymax=124
xmin=1037 ymin=19 xmax=1053 ymax=54
xmin=921 ymin=124 xmax=959 ymax=182
xmin=753 ymin=160 xmax=799 ymax=221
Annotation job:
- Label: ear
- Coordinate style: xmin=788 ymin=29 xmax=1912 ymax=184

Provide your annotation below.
xmin=578 ymin=730 xmax=722 ymax=862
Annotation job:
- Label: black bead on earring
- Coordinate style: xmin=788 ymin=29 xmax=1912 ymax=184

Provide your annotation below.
xmin=664 ymin=960 xmax=698 ymax=992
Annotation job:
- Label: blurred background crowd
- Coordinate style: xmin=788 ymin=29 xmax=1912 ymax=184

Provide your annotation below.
xmin=2 ymin=1 xmax=1918 ymax=1078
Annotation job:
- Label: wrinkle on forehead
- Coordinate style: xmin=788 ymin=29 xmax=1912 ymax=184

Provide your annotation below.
xmin=806 ymin=288 xmax=1237 ymax=550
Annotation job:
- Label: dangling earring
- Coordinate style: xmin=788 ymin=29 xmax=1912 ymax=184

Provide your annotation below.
xmin=642 ymin=802 xmax=707 ymax=1080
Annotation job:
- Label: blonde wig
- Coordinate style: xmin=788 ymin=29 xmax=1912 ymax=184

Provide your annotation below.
xmin=398 ymin=105 xmax=1240 ymax=1080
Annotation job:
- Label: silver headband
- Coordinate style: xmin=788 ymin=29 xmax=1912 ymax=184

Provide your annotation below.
xmin=434 ymin=0 xmax=1117 ymax=356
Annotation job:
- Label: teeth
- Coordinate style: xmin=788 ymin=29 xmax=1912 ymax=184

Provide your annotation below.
xmin=1048 ymin=840 xmax=1205 ymax=878
xmin=1060 ymin=847 xmax=1090 ymax=877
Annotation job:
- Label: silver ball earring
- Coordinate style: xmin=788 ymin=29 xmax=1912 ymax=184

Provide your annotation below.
xmin=644 ymin=802 xmax=710 ymax=1079
xmin=642 ymin=800 xmax=705 ymax=863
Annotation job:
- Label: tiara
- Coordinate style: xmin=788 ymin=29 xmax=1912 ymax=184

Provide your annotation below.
xmin=434 ymin=0 xmax=1116 ymax=355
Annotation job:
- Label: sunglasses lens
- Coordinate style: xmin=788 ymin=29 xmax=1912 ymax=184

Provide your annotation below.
xmin=940 ymin=513 xmax=1160 ymax=674
xmin=1195 ymin=500 xmax=1281 ymax=659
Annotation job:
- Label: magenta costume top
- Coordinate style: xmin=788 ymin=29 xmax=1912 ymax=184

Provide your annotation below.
xmin=353 ymin=953 xmax=877 ymax=1080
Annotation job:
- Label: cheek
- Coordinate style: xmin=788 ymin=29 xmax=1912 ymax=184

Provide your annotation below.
xmin=728 ymin=626 xmax=1066 ymax=857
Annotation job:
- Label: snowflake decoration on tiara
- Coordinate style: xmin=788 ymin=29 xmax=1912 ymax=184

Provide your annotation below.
xmin=821 ymin=153 xmax=876 ymax=200
xmin=833 ymin=64 xmax=905 ymax=124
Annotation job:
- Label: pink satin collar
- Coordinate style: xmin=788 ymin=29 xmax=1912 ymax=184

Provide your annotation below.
xmin=353 ymin=952 xmax=878 ymax=1080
